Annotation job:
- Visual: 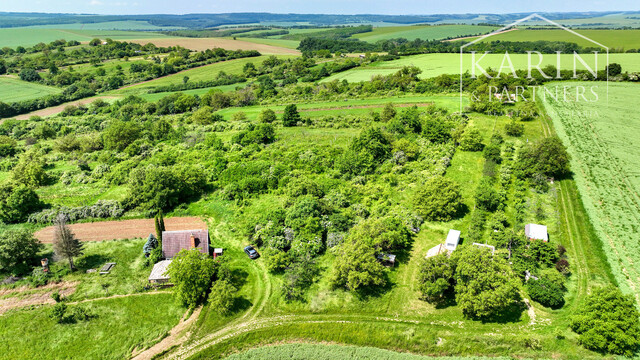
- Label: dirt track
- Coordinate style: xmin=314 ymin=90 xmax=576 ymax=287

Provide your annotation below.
xmin=35 ymin=216 xmax=207 ymax=243
xmin=129 ymin=38 xmax=300 ymax=55
xmin=12 ymin=96 xmax=119 ymax=120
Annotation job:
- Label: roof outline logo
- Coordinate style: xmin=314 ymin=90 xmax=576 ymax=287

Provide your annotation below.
xmin=458 ymin=13 xmax=610 ymax=113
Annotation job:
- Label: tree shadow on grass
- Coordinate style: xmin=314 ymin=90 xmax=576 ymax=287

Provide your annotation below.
xmin=433 ymin=291 xmax=457 ymax=310
xmin=74 ymin=254 xmax=108 ymax=271
xmin=230 ymin=296 xmax=252 ymax=313
xmin=474 ymin=301 xmax=527 ymax=324
xmin=354 ymin=272 xmax=393 ymax=300
xmin=229 ymin=268 xmax=249 ymax=290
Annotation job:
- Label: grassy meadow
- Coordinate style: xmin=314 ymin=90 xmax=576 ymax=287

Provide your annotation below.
xmin=321 ymin=53 xmax=640 ymax=82
xmin=476 ymin=29 xmax=640 ymax=50
xmin=540 ymin=81 xmax=640 ymax=300
xmin=0 ymin=28 xmax=171 ymax=48
xmin=0 ymin=77 xmax=62 ymax=102
xmin=0 ymin=293 xmax=183 ymax=360
xmin=352 ymin=24 xmax=497 ymax=42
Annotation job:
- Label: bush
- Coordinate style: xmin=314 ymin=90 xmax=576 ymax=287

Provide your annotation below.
xmin=103 ymin=120 xmax=141 ymax=151
xmin=0 ymin=183 xmax=41 ymax=223
xmin=527 ymin=277 xmax=565 ymax=308
xmin=570 ymin=286 xmax=640 ymax=356
xmin=0 ymin=229 xmax=42 ymax=275
xmin=259 ymin=109 xmax=277 ymax=123
xmin=50 ymin=303 xmax=67 ymax=323
xmin=505 ymin=120 xmax=524 ymax=137
xmin=282 ymin=104 xmax=301 ymax=127
xmin=413 ymin=176 xmax=463 ymax=221
xmin=418 ymin=253 xmax=456 ymax=301
xmin=459 ymin=128 xmax=484 ymax=151
xmin=208 ymin=279 xmax=237 ymax=314
xmin=167 ymin=249 xmax=217 ymax=308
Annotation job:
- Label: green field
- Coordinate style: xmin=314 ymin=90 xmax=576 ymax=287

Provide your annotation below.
xmin=21 ymin=20 xmax=183 ymax=31
xmin=541 ymin=81 xmax=640 ymax=301
xmin=352 ymin=24 xmax=497 ymax=42
xmin=477 ymin=29 xmax=640 ymax=51
xmin=224 ymin=343 xmax=511 ymax=360
xmin=321 ymin=53 xmax=640 ymax=82
xmin=0 ymin=28 xmax=170 ymax=48
xmin=0 ymin=77 xmax=62 ymax=102
xmin=0 ymin=293 xmax=183 ymax=360
xmin=115 ymin=55 xmax=295 ymax=95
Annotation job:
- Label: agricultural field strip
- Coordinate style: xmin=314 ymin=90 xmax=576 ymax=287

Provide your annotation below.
xmin=541 ymin=83 xmax=640 ymax=301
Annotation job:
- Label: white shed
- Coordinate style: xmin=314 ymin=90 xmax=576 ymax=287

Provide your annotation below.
xmin=148 ymin=259 xmax=172 ymax=284
xmin=445 ymin=230 xmax=461 ymax=251
xmin=525 ymin=224 xmax=548 ymax=242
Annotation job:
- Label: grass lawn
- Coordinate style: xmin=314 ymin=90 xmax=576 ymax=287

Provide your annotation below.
xmin=0 ymin=293 xmax=183 ymax=360
xmin=321 ymin=53 xmax=640 ymax=82
xmin=0 ymin=77 xmax=62 ymax=102
xmin=353 ymin=25 xmax=497 ymax=43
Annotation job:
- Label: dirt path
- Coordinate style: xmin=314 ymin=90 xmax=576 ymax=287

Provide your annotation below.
xmin=132 ymin=306 xmax=203 ymax=360
xmin=11 ymin=96 xmax=120 ymax=120
xmin=0 ymin=281 xmax=77 ymax=315
xmin=35 ymin=216 xmax=207 ymax=243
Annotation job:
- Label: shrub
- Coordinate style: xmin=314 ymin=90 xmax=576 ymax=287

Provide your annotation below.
xmin=505 ymin=120 xmax=524 ymax=137
xmin=103 ymin=120 xmax=141 ymax=151
xmin=258 ymin=109 xmax=277 ymax=123
xmin=0 ymin=229 xmax=42 ymax=275
xmin=282 ymin=104 xmax=301 ymax=127
xmin=330 ymin=239 xmax=386 ymax=292
xmin=0 ymin=183 xmax=41 ymax=223
xmin=459 ymin=128 xmax=484 ymax=151
xmin=50 ymin=303 xmax=67 ymax=323
xmin=527 ymin=277 xmax=565 ymax=308
xmin=418 ymin=253 xmax=456 ymax=301
xmin=167 ymin=249 xmax=217 ymax=308
xmin=570 ymin=286 xmax=640 ymax=356
xmin=413 ymin=176 xmax=463 ymax=221
xmin=208 ymin=279 xmax=237 ymax=314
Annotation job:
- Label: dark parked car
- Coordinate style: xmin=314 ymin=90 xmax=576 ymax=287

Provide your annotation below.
xmin=244 ymin=245 xmax=259 ymax=259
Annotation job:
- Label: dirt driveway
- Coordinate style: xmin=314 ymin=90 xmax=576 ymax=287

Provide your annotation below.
xmin=35 ymin=216 xmax=207 ymax=243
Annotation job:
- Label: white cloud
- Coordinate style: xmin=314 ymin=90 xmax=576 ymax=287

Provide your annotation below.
xmin=89 ymin=0 xmax=103 ymax=5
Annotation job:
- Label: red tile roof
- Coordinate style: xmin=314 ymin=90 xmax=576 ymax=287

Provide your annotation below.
xmin=162 ymin=229 xmax=209 ymax=259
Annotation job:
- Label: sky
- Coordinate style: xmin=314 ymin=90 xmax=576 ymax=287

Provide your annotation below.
xmin=0 ymin=0 xmax=637 ymax=15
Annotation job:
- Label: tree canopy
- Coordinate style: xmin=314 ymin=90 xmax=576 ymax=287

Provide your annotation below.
xmin=413 ymin=176 xmax=463 ymax=221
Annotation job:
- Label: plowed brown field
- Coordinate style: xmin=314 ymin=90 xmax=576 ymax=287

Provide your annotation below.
xmin=35 ymin=216 xmax=207 ymax=243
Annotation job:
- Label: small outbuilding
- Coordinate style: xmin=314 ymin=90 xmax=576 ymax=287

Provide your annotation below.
xmin=148 ymin=259 xmax=172 ymax=284
xmin=445 ymin=230 xmax=461 ymax=251
xmin=472 ymin=242 xmax=496 ymax=255
xmin=525 ymin=224 xmax=548 ymax=242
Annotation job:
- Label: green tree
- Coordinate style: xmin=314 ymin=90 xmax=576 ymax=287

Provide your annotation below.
xmin=258 ymin=109 xmax=277 ymax=123
xmin=505 ymin=120 xmax=524 ymax=137
xmin=143 ymin=233 xmax=158 ymax=255
xmin=455 ymin=246 xmax=521 ymax=318
xmin=11 ymin=149 xmax=48 ymax=187
xmin=0 ymin=229 xmax=42 ymax=275
xmin=347 ymin=216 xmax=412 ymax=251
xmin=167 ymin=249 xmax=217 ymax=308
xmin=103 ymin=120 xmax=141 ymax=151
xmin=517 ymin=136 xmax=570 ymax=178
xmin=282 ymin=258 xmax=319 ymax=301
xmin=52 ymin=214 xmax=83 ymax=271
xmin=282 ymin=104 xmax=301 ymax=127
xmin=413 ymin=176 xmax=463 ymax=221
xmin=19 ymin=68 xmax=41 ymax=82
xmin=208 ymin=279 xmax=237 ymax=314
xmin=570 ymin=286 xmax=640 ymax=356
xmin=381 ymin=102 xmax=396 ymax=122
xmin=0 ymin=135 xmax=17 ymax=157
xmin=330 ymin=239 xmax=386 ymax=292
xmin=526 ymin=276 xmax=565 ymax=308
xmin=459 ymin=128 xmax=484 ymax=151
xmin=154 ymin=210 xmax=166 ymax=242
xmin=418 ymin=253 xmax=457 ymax=301
xmin=0 ymin=183 xmax=41 ymax=223
xmin=474 ymin=178 xmax=504 ymax=212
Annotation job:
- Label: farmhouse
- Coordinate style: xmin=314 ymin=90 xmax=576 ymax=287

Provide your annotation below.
xmin=162 ymin=229 xmax=210 ymax=258
xmin=148 ymin=229 xmax=212 ymax=284
xmin=525 ymin=223 xmax=548 ymax=242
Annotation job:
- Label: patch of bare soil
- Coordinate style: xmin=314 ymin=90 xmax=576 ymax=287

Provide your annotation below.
xmin=0 ymin=281 xmax=78 ymax=315
xmin=11 ymin=96 xmax=120 ymax=120
xmin=128 ymin=38 xmax=300 ymax=55
xmin=35 ymin=216 xmax=207 ymax=243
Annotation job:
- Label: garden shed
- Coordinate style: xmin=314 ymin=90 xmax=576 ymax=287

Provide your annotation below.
xmin=445 ymin=229 xmax=461 ymax=251
xmin=525 ymin=224 xmax=548 ymax=242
